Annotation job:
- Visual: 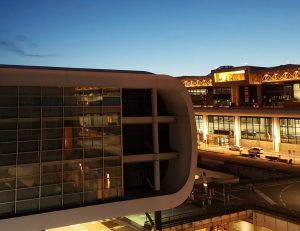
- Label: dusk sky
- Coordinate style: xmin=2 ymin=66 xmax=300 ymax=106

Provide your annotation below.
xmin=0 ymin=0 xmax=300 ymax=76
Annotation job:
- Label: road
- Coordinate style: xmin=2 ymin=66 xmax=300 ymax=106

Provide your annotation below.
xmin=218 ymin=177 xmax=300 ymax=217
xmin=198 ymin=149 xmax=300 ymax=174
xmin=199 ymin=144 xmax=300 ymax=164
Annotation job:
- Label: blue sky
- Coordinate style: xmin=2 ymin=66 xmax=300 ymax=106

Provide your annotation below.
xmin=0 ymin=0 xmax=300 ymax=76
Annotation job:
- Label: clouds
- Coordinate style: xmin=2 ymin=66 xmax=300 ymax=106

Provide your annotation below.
xmin=0 ymin=34 xmax=57 ymax=57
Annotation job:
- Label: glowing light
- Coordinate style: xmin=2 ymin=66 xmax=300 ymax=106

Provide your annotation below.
xmin=106 ymin=173 xmax=110 ymax=189
xmin=214 ymin=70 xmax=245 ymax=82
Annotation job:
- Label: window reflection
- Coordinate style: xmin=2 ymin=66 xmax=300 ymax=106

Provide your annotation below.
xmin=241 ymin=116 xmax=272 ymax=141
xmin=0 ymin=86 xmax=122 ymax=216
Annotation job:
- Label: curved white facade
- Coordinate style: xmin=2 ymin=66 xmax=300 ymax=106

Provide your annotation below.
xmin=0 ymin=65 xmax=197 ymax=230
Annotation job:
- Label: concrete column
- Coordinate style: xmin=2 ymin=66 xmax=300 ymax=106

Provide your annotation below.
xmin=257 ymin=85 xmax=262 ymax=106
xmin=202 ymin=114 xmax=208 ymax=143
xmin=152 ymin=89 xmax=160 ymax=191
xmin=154 ymin=211 xmax=162 ymax=231
xmin=273 ymin=117 xmax=281 ymax=152
xmin=234 ymin=116 xmax=241 ymax=146
xmin=231 ymin=85 xmax=239 ymax=106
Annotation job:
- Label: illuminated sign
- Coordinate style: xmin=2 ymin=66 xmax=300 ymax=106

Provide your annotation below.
xmin=214 ymin=70 xmax=245 ymax=83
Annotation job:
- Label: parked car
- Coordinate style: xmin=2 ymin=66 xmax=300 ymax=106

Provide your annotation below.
xmin=248 ymin=147 xmax=264 ymax=154
xmin=229 ymin=145 xmax=244 ymax=151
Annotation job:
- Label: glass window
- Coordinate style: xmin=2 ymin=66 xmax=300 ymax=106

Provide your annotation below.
xmin=0 ymin=130 xmax=17 ymax=142
xmin=84 ymin=148 xmax=102 ymax=159
xmin=42 ymin=150 xmax=62 ymax=162
xmin=16 ymin=199 xmax=39 ymax=213
xmin=41 ymin=185 xmax=62 ymax=197
xmin=280 ymin=118 xmax=300 ymax=144
xmin=42 ymin=97 xmax=63 ymax=106
xmin=0 ymin=119 xmax=17 ymax=130
xmin=19 ymin=87 xmax=40 ymax=96
xmin=18 ymin=152 xmax=39 ymax=164
xmin=0 ymin=154 xmax=16 ymax=166
xmin=19 ymin=141 xmax=40 ymax=152
xmin=41 ymin=195 xmax=61 ymax=209
xmin=0 ymin=190 xmax=15 ymax=203
xmin=0 ymin=142 xmax=17 ymax=154
xmin=42 ymin=128 xmax=63 ymax=139
xmin=19 ymin=118 xmax=41 ymax=130
xmin=17 ymin=187 xmax=39 ymax=200
xmin=104 ymin=136 xmax=122 ymax=156
xmin=17 ymin=175 xmax=40 ymax=188
xmin=64 ymin=107 xmax=83 ymax=117
xmin=103 ymin=88 xmax=120 ymax=96
xmin=64 ymin=148 xmax=83 ymax=160
xmin=20 ymin=97 xmax=41 ymax=107
xmin=63 ymin=193 xmax=83 ymax=206
xmin=103 ymin=113 xmax=120 ymax=126
xmin=103 ymin=97 xmax=120 ymax=106
xmin=64 ymin=96 xmax=83 ymax=106
xmin=42 ymin=87 xmax=63 ymax=97
xmin=207 ymin=115 xmax=234 ymax=137
xmin=0 ymin=86 xmax=122 ymax=216
xmin=0 ymin=108 xmax=17 ymax=119
xmin=0 ymin=87 xmax=17 ymax=96
xmin=19 ymin=108 xmax=40 ymax=118
xmin=104 ymin=126 xmax=121 ymax=136
xmin=18 ymin=129 xmax=40 ymax=141
xmin=241 ymin=116 xmax=272 ymax=141
xmin=0 ymin=97 xmax=18 ymax=107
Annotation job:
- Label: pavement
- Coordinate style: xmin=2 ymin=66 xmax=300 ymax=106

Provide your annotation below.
xmin=198 ymin=144 xmax=300 ymax=174
xmin=47 ymin=218 xmax=140 ymax=231
xmin=199 ymin=143 xmax=300 ymax=164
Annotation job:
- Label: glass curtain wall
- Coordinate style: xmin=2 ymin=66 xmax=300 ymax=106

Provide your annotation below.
xmin=280 ymin=118 xmax=300 ymax=144
xmin=0 ymin=86 xmax=122 ymax=217
xmin=212 ymin=88 xmax=231 ymax=107
xmin=240 ymin=117 xmax=272 ymax=141
xmin=195 ymin=115 xmax=203 ymax=146
xmin=208 ymin=116 xmax=234 ymax=146
xmin=208 ymin=116 xmax=234 ymax=136
xmin=187 ymin=88 xmax=210 ymax=106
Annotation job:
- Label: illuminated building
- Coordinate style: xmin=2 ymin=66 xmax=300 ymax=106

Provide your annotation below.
xmin=0 ymin=65 xmax=197 ymax=230
xmin=180 ymin=64 xmax=300 ymax=154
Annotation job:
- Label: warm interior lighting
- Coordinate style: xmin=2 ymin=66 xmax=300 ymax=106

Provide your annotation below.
xmin=214 ymin=70 xmax=245 ymax=82
xmin=106 ymin=173 xmax=111 ymax=189
xmin=182 ymin=78 xmax=212 ymax=87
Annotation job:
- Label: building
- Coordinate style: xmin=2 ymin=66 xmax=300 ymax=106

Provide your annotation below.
xmin=180 ymin=64 xmax=300 ymax=154
xmin=0 ymin=65 xmax=197 ymax=230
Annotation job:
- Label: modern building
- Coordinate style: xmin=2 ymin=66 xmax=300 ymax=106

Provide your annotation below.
xmin=0 ymin=65 xmax=197 ymax=230
xmin=180 ymin=64 xmax=300 ymax=154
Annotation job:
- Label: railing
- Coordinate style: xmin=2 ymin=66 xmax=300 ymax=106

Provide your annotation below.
xmin=161 ymin=176 xmax=300 ymax=228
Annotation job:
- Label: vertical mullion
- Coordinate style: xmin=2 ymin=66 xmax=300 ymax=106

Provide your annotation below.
xmin=120 ymin=88 xmax=124 ymax=197
xmin=82 ymin=90 xmax=85 ymax=204
xmin=15 ymin=86 xmax=19 ymax=214
xmin=102 ymin=88 xmax=105 ymax=200
xmin=39 ymin=87 xmax=42 ymax=210
xmin=62 ymin=87 xmax=64 ymax=206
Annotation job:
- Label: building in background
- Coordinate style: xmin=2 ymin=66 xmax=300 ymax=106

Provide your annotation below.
xmin=180 ymin=64 xmax=300 ymax=154
xmin=0 ymin=65 xmax=197 ymax=231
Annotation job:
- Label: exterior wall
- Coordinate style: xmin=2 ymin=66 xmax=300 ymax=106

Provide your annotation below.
xmin=240 ymin=139 xmax=273 ymax=152
xmin=254 ymin=211 xmax=300 ymax=231
xmin=280 ymin=143 xmax=300 ymax=154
